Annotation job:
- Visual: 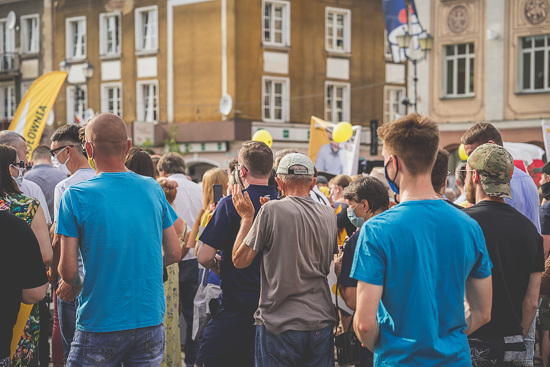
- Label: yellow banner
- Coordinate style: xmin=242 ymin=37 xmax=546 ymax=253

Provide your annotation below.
xmin=8 ymin=71 xmax=68 ymax=159
xmin=307 ymin=116 xmax=335 ymax=163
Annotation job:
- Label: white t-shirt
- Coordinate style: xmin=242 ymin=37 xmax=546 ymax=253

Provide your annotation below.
xmin=54 ymin=168 xmax=97 ymax=221
xmin=20 ymin=178 xmax=52 ymax=225
xmin=169 ymin=173 xmax=204 ymax=260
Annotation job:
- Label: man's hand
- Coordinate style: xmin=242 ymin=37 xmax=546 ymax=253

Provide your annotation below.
xmin=47 ymin=268 xmax=58 ymax=290
xmin=211 ymin=254 xmax=221 ymax=276
xmin=56 ymin=279 xmax=82 ymax=302
xmin=231 ymin=185 xmax=255 ymax=219
xmin=260 ymin=196 xmax=270 ymax=206
xmin=334 ymin=252 xmax=344 ymax=278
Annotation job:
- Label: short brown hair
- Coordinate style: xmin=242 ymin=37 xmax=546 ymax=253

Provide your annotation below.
xmin=377 ymin=113 xmax=439 ymax=176
xmin=157 ymin=153 xmax=186 ymax=175
xmin=31 ymin=145 xmax=51 ymax=161
xmin=238 ymin=141 xmax=273 ymax=178
xmin=125 ymin=147 xmax=155 ymax=178
xmin=329 ymin=174 xmax=352 ymax=189
xmin=343 ymin=177 xmax=389 ymax=213
xmin=461 ymin=122 xmax=503 ymax=146
xmin=431 ymin=148 xmax=450 ymax=193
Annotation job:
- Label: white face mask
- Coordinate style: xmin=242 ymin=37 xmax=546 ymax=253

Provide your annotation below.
xmin=10 ymin=164 xmax=24 ymax=187
xmin=52 ymin=147 xmax=71 ymax=176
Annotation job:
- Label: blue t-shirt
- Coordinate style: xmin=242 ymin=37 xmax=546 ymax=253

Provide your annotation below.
xmin=199 ymin=184 xmax=278 ymax=313
xmin=56 ymin=171 xmax=178 ymax=332
xmin=350 ymin=199 xmax=492 ymax=366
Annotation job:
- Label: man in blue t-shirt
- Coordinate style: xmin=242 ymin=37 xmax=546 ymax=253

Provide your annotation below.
xmin=56 ymin=113 xmax=181 ymax=366
xmin=196 ymin=141 xmax=278 ymax=367
xmin=351 ymin=113 xmax=493 ymax=366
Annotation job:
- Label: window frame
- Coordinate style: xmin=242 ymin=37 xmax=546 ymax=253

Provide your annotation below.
xmin=66 ymin=84 xmax=88 ymax=125
xmin=262 ymin=0 xmax=291 ymax=47
xmin=101 ymin=82 xmax=123 ymax=116
xmin=442 ymin=42 xmax=475 ymax=98
xmin=262 ymin=76 xmax=290 ymax=123
xmin=0 ymin=83 xmax=16 ymax=119
xmin=324 ymin=81 xmax=350 ymax=123
xmin=20 ymin=14 xmax=40 ymax=54
xmin=99 ymin=11 xmax=121 ymax=57
xmin=383 ymin=85 xmax=406 ymax=123
xmin=65 ymin=16 xmax=87 ymax=61
xmin=518 ymin=34 xmax=550 ymax=93
xmin=136 ymin=80 xmax=159 ymax=123
xmin=135 ymin=5 xmax=158 ymax=53
xmin=325 ymin=7 xmax=351 ymax=53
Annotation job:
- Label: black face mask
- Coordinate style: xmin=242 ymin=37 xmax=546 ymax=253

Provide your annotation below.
xmin=542 ymin=182 xmax=550 ymax=200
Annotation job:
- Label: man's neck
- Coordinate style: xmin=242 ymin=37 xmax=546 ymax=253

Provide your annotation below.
xmin=244 ymin=178 xmax=269 ymax=186
xmin=32 ymin=161 xmax=52 ymax=166
xmin=398 ymin=174 xmax=440 ymax=202
xmin=94 ymin=158 xmax=128 ymax=174
xmin=71 ymin=155 xmax=94 ymax=173
xmin=475 ymin=194 xmax=506 ymax=204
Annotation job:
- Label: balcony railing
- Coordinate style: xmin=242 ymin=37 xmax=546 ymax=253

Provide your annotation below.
xmin=0 ymin=53 xmax=19 ymax=73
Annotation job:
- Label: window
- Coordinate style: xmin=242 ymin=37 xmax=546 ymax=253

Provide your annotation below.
xmin=383 ymin=86 xmax=406 ymax=123
xmin=325 ymin=82 xmax=350 ymax=123
xmin=0 ymin=84 xmax=15 ymax=119
xmin=326 ymin=7 xmax=351 ymax=53
xmin=66 ymin=85 xmax=87 ymax=124
xmin=0 ymin=20 xmax=15 ymax=70
xmin=443 ymin=43 xmax=474 ymax=97
xmin=262 ymin=76 xmax=289 ymax=122
xmin=66 ymin=16 xmax=86 ymax=60
xmin=21 ymin=14 xmax=40 ymax=54
xmin=135 ymin=6 xmax=158 ymax=52
xmin=137 ymin=81 xmax=158 ymax=122
xmin=101 ymin=83 xmax=122 ymax=116
xmin=520 ymin=35 xmax=550 ymax=92
xmin=100 ymin=12 xmax=121 ymax=56
xmin=262 ymin=1 xmax=290 ymax=47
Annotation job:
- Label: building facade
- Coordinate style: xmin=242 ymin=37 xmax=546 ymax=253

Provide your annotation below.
xmin=49 ymin=0 xmax=387 ymax=177
xmin=417 ymin=0 xmax=550 ymax=156
xmin=0 ymin=0 xmax=53 ymax=130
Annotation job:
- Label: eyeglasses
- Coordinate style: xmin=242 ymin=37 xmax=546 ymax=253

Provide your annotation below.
xmin=460 ymin=168 xmax=475 ymax=180
xmin=49 ymin=145 xmax=74 ymax=157
xmin=236 ymin=163 xmax=248 ymax=173
xmin=11 ymin=161 xmax=25 ymax=169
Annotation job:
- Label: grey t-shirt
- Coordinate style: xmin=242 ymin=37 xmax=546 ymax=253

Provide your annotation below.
xmin=244 ymin=195 xmax=338 ymax=335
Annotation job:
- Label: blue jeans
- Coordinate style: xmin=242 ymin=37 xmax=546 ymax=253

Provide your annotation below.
xmin=179 ymin=259 xmax=199 ymax=366
xmin=66 ymin=324 xmax=164 ymax=367
xmin=58 ymin=296 xmax=78 ymax=362
xmin=255 ymin=324 xmax=334 ymax=367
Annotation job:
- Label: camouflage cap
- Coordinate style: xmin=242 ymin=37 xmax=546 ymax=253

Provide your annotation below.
xmin=467 ymin=143 xmax=514 ymax=199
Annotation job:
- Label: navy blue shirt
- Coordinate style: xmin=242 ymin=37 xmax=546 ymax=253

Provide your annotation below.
xmin=199 ymin=184 xmax=278 ymax=313
xmin=340 ymin=231 xmax=360 ymax=288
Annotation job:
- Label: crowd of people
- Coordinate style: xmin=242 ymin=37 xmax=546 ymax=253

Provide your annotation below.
xmin=3 ymin=112 xmax=550 ymax=367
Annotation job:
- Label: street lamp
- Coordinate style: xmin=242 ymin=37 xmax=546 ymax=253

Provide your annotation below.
xmin=58 ymin=59 xmax=94 ymax=123
xmin=396 ymin=31 xmax=433 ymax=112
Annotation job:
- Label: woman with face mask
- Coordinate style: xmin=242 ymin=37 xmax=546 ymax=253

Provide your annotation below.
xmin=329 ymin=175 xmax=355 ymax=244
xmin=0 ymin=144 xmax=53 ymax=366
xmin=334 ymin=176 xmax=390 ymax=367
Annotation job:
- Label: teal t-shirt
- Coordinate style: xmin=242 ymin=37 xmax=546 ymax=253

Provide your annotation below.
xmin=350 ymin=200 xmax=492 ymax=366
xmin=56 ymin=171 xmax=178 ymax=332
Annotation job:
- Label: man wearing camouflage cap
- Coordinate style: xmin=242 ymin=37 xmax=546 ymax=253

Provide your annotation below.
xmin=463 ymin=143 xmax=544 ymax=367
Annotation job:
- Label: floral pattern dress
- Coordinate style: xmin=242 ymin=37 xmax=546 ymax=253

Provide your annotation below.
xmin=2 ymin=194 xmax=41 ymax=367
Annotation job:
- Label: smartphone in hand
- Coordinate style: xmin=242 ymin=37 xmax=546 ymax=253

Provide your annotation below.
xmin=213 ymin=184 xmax=223 ymax=204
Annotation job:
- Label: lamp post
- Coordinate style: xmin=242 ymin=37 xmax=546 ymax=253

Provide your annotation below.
xmin=396 ymin=31 xmax=433 ymax=112
xmin=58 ymin=59 xmax=94 ymax=123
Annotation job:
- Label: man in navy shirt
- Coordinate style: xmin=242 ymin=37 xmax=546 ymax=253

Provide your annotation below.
xmin=196 ymin=141 xmax=277 ymax=367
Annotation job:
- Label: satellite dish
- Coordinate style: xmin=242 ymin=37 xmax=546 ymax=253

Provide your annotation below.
xmin=6 ymin=11 xmax=16 ymax=30
xmin=219 ymin=94 xmax=233 ymax=116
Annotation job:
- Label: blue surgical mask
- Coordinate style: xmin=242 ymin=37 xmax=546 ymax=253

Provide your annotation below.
xmin=347 ymin=204 xmax=365 ymax=228
xmin=384 ymin=156 xmax=400 ymax=195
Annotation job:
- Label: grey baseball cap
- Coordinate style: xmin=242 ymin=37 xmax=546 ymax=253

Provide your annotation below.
xmin=276 ymin=153 xmax=315 ymax=175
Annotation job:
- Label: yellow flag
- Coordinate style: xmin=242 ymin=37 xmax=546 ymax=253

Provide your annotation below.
xmin=9 ymin=71 xmax=68 ymax=159
xmin=307 ymin=116 xmax=335 ymax=164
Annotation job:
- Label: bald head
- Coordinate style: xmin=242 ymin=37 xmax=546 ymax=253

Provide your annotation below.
xmin=85 ymin=113 xmax=129 ymax=157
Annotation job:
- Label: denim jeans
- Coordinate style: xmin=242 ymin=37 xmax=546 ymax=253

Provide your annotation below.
xmin=179 ymin=258 xmax=199 ymax=366
xmin=58 ymin=296 xmax=78 ymax=362
xmin=255 ymin=324 xmax=334 ymax=367
xmin=66 ymin=324 xmax=164 ymax=367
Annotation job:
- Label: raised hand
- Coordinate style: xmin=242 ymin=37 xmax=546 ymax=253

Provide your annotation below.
xmin=231 ymin=184 xmax=255 ymax=219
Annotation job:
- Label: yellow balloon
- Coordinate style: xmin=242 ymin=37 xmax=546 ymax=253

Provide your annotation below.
xmin=332 ymin=122 xmax=353 ymax=143
xmin=458 ymin=143 xmax=468 ymax=161
xmin=252 ymin=129 xmax=273 ymax=148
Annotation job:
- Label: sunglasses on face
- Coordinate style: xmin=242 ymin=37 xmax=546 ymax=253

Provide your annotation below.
xmin=11 ymin=161 xmax=25 ymax=169
xmin=49 ymin=145 xmax=74 ymax=157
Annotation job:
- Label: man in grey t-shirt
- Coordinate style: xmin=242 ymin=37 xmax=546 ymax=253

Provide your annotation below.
xmin=232 ymin=153 xmax=338 ymax=367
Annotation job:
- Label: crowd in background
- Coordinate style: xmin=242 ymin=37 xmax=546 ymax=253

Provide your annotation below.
xmin=3 ymin=112 xmax=550 ymax=367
